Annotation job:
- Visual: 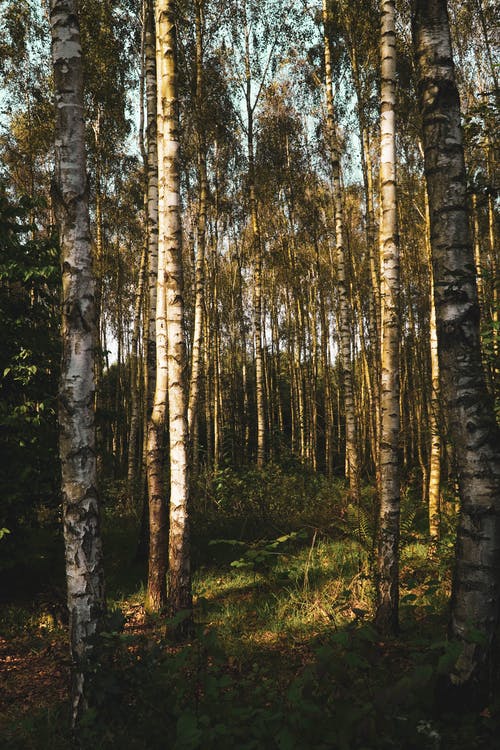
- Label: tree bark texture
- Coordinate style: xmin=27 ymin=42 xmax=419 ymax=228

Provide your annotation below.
xmin=322 ymin=0 xmax=361 ymax=504
xmin=243 ymin=0 xmax=266 ymax=468
xmin=413 ymin=0 xmax=500 ymax=701
xmin=188 ymin=0 xmax=207 ymax=475
xmin=145 ymin=0 xmax=159 ymax=385
xmin=127 ymin=242 xmax=147 ymax=509
xmin=49 ymin=0 xmax=105 ymax=725
xmin=156 ymin=1 xmax=192 ymax=619
xmin=375 ymin=0 xmax=401 ymax=635
xmin=424 ymin=191 xmax=441 ymax=540
xmin=145 ymin=0 xmax=168 ymax=614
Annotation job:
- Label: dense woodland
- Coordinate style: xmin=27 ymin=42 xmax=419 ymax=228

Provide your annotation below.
xmin=0 ymin=0 xmax=499 ymax=747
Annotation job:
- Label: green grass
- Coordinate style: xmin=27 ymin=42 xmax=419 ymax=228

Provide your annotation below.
xmin=1 ymin=511 xmax=498 ymax=750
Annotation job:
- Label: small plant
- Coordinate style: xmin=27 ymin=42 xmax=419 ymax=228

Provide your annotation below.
xmin=224 ymin=530 xmax=307 ymax=575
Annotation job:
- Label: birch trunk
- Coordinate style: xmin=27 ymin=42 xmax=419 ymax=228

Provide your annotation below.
xmin=156 ymin=1 xmax=192 ymax=619
xmin=322 ymin=0 xmax=360 ymax=503
xmin=243 ymin=1 xmax=265 ymax=468
xmin=127 ymin=243 xmax=147 ymax=509
xmin=145 ymin=0 xmax=159 ymax=391
xmin=349 ymin=40 xmax=381 ymax=479
xmin=146 ymin=0 xmax=168 ymax=614
xmin=424 ymin=191 xmax=441 ymax=540
xmin=413 ymin=0 xmax=500 ymax=701
xmin=188 ymin=0 xmax=207 ymax=475
xmin=375 ymin=0 xmax=401 ymax=635
xmin=49 ymin=0 xmax=105 ymax=724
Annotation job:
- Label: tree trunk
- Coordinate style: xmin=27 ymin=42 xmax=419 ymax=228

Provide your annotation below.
xmin=127 ymin=243 xmax=147 ymax=510
xmin=145 ymin=0 xmax=159 ymax=418
xmin=145 ymin=0 xmax=168 ymax=614
xmin=243 ymin=1 xmax=265 ymax=468
xmin=413 ymin=0 xmax=500 ymax=702
xmin=423 ymin=191 xmax=441 ymax=540
xmin=49 ymin=0 xmax=105 ymax=725
xmin=156 ymin=1 xmax=192 ymax=620
xmin=188 ymin=0 xmax=207 ymax=476
xmin=375 ymin=0 xmax=401 ymax=635
xmin=322 ymin=0 xmax=360 ymax=503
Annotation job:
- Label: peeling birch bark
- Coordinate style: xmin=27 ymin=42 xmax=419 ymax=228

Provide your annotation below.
xmin=424 ymin=191 xmax=441 ymax=541
xmin=156 ymin=1 xmax=192 ymax=621
xmin=413 ymin=0 xmax=500 ymax=703
xmin=375 ymin=0 xmax=401 ymax=635
xmin=49 ymin=0 xmax=105 ymax=725
xmin=145 ymin=0 xmax=168 ymax=614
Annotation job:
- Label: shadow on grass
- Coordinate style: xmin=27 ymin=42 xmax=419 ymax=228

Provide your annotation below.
xmin=1 ymin=519 xmax=497 ymax=750
xmin=2 ymin=599 xmax=496 ymax=750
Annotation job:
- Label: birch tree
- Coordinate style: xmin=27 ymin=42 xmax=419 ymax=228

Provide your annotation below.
xmin=322 ymin=0 xmax=361 ymax=504
xmin=413 ymin=0 xmax=500 ymax=702
xmin=156 ymin=0 xmax=192 ymax=619
xmin=145 ymin=0 xmax=168 ymax=614
xmin=375 ymin=0 xmax=401 ymax=635
xmin=49 ymin=0 xmax=105 ymax=723
xmin=187 ymin=0 xmax=208 ymax=475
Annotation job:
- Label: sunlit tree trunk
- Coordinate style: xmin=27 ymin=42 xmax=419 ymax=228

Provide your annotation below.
xmin=50 ymin=0 xmax=105 ymax=724
xmin=413 ymin=0 xmax=500 ymax=702
xmin=188 ymin=0 xmax=207 ymax=475
xmin=243 ymin=1 xmax=265 ymax=468
xmin=349 ymin=38 xmax=381 ymax=480
xmin=323 ymin=0 xmax=360 ymax=503
xmin=156 ymin=1 xmax=192 ymax=619
xmin=485 ymin=140 xmax=499 ymax=385
xmin=145 ymin=0 xmax=159 ymax=416
xmin=375 ymin=0 xmax=401 ymax=635
xmin=146 ymin=0 xmax=167 ymax=613
xmin=423 ymin=191 xmax=441 ymax=540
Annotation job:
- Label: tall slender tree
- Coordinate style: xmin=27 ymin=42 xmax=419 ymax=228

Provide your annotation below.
xmin=49 ymin=0 xmax=105 ymax=724
xmin=146 ymin=0 xmax=168 ymax=613
xmin=413 ymin=0 xmax=500 ymax=703
xmin=375 ymin=0 xmax=401 ymax=635
xmin=188 ymin=0 xmax=208 ymax=475
xmin=156 ymin=0 xmax=192 ymax=619
xmin=322 ymin=0 xmax=361 ymax=504
xmin=142 ymin=0 xmax=173 ymax=611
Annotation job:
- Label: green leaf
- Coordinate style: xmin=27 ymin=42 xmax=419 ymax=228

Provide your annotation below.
xmin=209 ymin=538 xmax=247 ymax=547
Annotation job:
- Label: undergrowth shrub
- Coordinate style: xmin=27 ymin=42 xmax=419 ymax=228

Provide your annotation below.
xmin=191 ymin=463 xmax=347 ymax=552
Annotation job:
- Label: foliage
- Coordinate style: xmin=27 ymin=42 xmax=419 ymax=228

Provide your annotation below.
xmin=2 ymin=528 xmax=498 ymax=750
xmin=0 ymin=187 xmax=60 ymax=571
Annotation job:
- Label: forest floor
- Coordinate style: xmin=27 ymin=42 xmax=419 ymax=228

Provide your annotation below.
xmin=1 ymin=505 xmax=499 ymax=749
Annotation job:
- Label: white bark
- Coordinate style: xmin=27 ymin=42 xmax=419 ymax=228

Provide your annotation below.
xmin=188 ymin=0 xmax=207 ymax=474
xmin=145 ymin=0 xmax=168 ymax=614
xmin=322 ymin=0 xmax=360 ymax=503
xmin=50 ymin=0 xmax=104 ymax=724
xmin=413 ymin=0 xmax=500 ymax=702
xmin=375 ymin=0 xmax=401 ymax=635
xmin=156 ymin=1 xmax=192 ymax=619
